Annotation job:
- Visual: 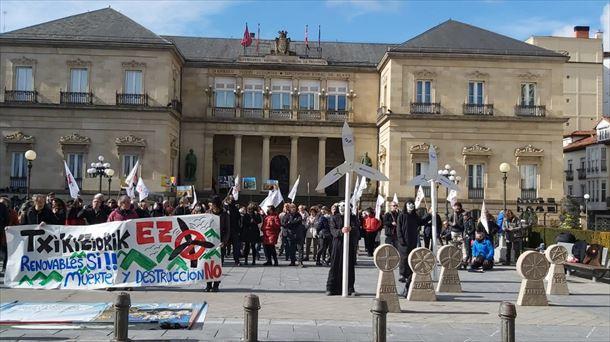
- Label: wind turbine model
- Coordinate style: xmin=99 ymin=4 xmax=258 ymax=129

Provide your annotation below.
xmin=316 ymin=122 xmax=389 ymax=297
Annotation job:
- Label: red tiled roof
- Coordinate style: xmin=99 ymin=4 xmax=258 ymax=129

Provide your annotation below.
xmin=563 ymin=134 xmax=597 ymax=152
xmin=563 ymin=130 xmax=595 ymax=138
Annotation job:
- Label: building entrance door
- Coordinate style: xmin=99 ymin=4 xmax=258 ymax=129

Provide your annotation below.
xmin=270 ymin=155 xmax=290 ymax=195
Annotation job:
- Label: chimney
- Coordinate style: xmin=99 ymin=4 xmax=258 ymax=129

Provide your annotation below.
xmin=574 ymin=26 xmax=589 ymax=39
xmin=595 ymin=30 xmax=603 ymax=39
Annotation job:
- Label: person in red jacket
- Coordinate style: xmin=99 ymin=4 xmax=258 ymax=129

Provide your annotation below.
xmin=107 ymin=196 xmax=139 ymax=222
xmin=362 ymin=208 xmax=382 ymax=256
xmin=261 ymin=206 xmax=281 ymax=266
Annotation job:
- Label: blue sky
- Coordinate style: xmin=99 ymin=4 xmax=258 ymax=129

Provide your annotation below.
xmin=1 ymin=0 xmax=608 ymax=48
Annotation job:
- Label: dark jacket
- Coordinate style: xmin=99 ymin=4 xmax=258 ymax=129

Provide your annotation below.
xmin=135 ymin=207 xmax=151 ymax=218
xmin=224 ymin=202 xmax=241 ymax=236
xmin=21 ymin=206 xmax=60 ymax=225
xmin=172 ymin=206 xmax=191 ymax=216
xmin=316 ymin=215 xmax=331 ymax=239
xmin=448 ymin=209 xmax=465 ymax=233
xmin=396 ymin=210 xmax=422 ymax=250
xmin=383 ymin=210 xmax=400 ymax=239
xmin=422 ymin=213 xmax=442 ymax=238
xmin=463 ymin=216 xmax=476 ymax=239
xmin=281 ymin=212 xmax=303 ymax=240
xmin=241 ymin=212 xmax=262 ymax=242
xmin=77 ymin=206 xmax=108 ymax=224
xmin=215 ymin=209 xmax=231 ymax=247
xmin=328 ymin=212 xmax=360 ymax=245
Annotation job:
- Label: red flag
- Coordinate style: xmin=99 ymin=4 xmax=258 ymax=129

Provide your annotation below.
xmin=241 ymin=23 xmax=252 ymax=47
xmin=305 ymin=25 xmax=309 ymax=50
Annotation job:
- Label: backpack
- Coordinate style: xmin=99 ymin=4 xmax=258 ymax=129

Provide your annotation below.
xmin=572 ymin=240 xmax=587 ymax=263
xmin=583 ymin=244 xmax=603 ymax=266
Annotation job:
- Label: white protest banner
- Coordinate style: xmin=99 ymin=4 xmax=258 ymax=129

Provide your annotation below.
xmin=136 ymin=177 xmax=149 ymax=202
xmin=446 ymin=189 xmax=458 ymax=206
xmin=63 ymin=161 xmax=80 ymax=199
xmin=4 ymin=214 xmax=222 ymax=290
xmin=288 ymin=175 xmax=300 ymax=201
xmin=375 ymin=194 xmax=385 ymax=220
xmin=414 ymin=186 xmax=425 ymax=209
xmin=481 ymin=202 xmax=489 ymax=233
xmin=125 ymin=160 xmax=140 ymax=198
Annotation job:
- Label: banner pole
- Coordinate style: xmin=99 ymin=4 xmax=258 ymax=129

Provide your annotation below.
xmin=342 ymin=171 xmax=351 ymax=298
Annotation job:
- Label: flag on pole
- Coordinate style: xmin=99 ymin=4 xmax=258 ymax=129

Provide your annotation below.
xmin=375 ymin=194 xmax=385 ymax=220
xmin=318 ymin=24 xmax=321 ymax=51
xmin=136 ymin=177 xmax=149 ymax=202
xmin=481 ymin=201 xmax=489 ymax=233
xmin=124 ymin=160 xmax=140 ymax=198
xmin=261 ymin=188 xmax=284 ymax=213
xmin=288 ymin=175 xmax=300 ymax=201
xmin=63 ymin=161 xmax=80 ymax=199
xmin=392 ymin=193 xmax=399 ymax=204
xmin=305 ymin=24 xmax=309 ymax=51
xmin=190 ymin=185 xmax=198 ymax=209
xmin=241 ymin=23 xmax=252 ymax=47
xmin=350 ymin=176 xmax=361 ymax=214
xmin=351 ymin=176 xmax=367 ymax=215
xmin=447 ymin=189 xmax=458 ymax=206
xmin=256 ymin=23 xmax=260 ymax=54
xmin=414 ymin=186 xmax=425 ymax=209
xmin=232 ymin=175 xmax=240 ymax=200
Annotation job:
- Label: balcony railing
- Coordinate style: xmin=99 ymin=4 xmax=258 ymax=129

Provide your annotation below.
xmin=170 ymin=99 xmax=182 ymax=113
xmin=577 ymin=168 xmax=586 ymax=180
xmin=463 ymin=103 xmax=493 ymax=115
xmin=565 ymin=170 xmax=574 ymax=181
xmin=10 ymin=177 xmax=27 ymax=190
xmin=327 ymin=110 xmax=348 ymax=121
xmin=60 ymin=91 xmax=93 ymax=104
xmin=213 ymin=107 xmax=236 ymax=118
xmin=4 ymin=90 xmax=37 ymax=103
xmin=298 ymin=109 xmax=321 ymax=121
xmin=242 ymin=108 xmax=263 ymax=119
xmin=269 ymin=109 xmax=292 ymax=120
xmin=520 ymin=189 xmax=537 ymax=200
xmin=410 ymin=102 xmax=441 ymax=114
xmin=515 ymin=104 xmax=545 ymax=117
xmin=116 ymin=93 xmax=148 ymax=106
xmin=468 ymin=188 xmax=485 ymax=200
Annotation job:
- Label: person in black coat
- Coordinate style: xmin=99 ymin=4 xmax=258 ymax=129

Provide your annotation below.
xmin=315 ymin=206 xmax=332 ymax=266
xmin=20 ymin=194 xmax=59 ymax=225
xmin=77 ymin=196 xmax=108 ymax=224
xmin=135 ymin=200 xmax=151 ymax=218
xmin=421 ymin=207 xmax=441 ymax=250
xmin=396 ymin=199 xmax=423 ymax=293
xmin=205 ymin=195 xmax=231 ymax=292
xmin=281 ymin=204 xmax=303 ymax=266
xmin=172 ymin=197 xmax=191 ymax=216
xmin=383 ymin=202 xmax=400 ymax=246
xmin=223 ymin=195 xmax=242 ymax=266
xmin=326 ymin=202 xmax=360 ymax=296
xmin=241 ymin=203 xmax=262 ymax=265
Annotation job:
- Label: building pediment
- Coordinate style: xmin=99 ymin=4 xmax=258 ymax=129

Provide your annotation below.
xmin=3 ymin=131 xmax=35 ymax=144
xmin=59 ymin=132 xmax=91 ymax=145
xmin=517 ymin=71 xmax=540 ymax=80
xmin=67 ymin=58 xmax=92 ymax=68
xmin=122 ymin=60 xmax=146 ymax=69
xmin=409 ymin=143 xmax=438 ymax=154
xmin=115 ymin=134 xmax=146 ymax=147
xmin=467 ymin=70 xmax=489 ymax=79
xmin=412 ymin=69 xmax=436 ymax=78
xmin=462 ymin=144 xmax=492 ymax=156
xmin=514 ymin=144 xmax=544 ymax=157
xmin=10 ymin=56 xmax=36 ymax=66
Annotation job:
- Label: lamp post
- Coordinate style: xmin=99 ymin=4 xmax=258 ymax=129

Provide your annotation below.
xmin=498 ymin=162 xmax=511 ymax=262
xmin=106 ymin=168 xmax=115 ymax=198
xmin=87 ymin=155 xmax=112 ymax=194
xmin=583 ymin=193 xmax=590 ymax=229
xmin=437 ymin=164 xmax=460 ymax=219
xmin=24 ymin=150 xmax=37 ymax=199
xmin=499 ymin=162 xmax=511 ymax=212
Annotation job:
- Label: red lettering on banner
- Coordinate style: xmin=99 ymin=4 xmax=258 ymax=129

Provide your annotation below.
xmin=136 ymin=221 xmax=154 ymax=244
xmin=156 ymin=221 xmax=172 ymax=243
xmin=204 ymin=260 xmax=222 ymax=279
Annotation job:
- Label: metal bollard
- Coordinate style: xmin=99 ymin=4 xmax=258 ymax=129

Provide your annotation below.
xmin=113 ymin=292 xmax=131 ymax=342
xmin=499 ymin=301 xmax=517 ymax=342
xmin=243 ymin=294 xmax=260 ymax=342
xmin=371 ymin=299 xmax=388 ymax=342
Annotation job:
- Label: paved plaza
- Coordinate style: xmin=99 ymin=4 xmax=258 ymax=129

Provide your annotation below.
xmin=1 ymin=248 xmax=609 ymax=342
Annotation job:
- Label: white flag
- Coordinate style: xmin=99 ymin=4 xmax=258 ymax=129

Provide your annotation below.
xmin=136 ymin=177 xmax=149 ymax=202
xmin=351 ymin=176 xmax=367 ymax=215
xmin=272 ymin=188 xmax=284 ymax=207
xmin=261 ymin=189 xmax=284 ymax=213
xmin=481 ymin=201 xmax=489 ymax=233
xmin=350 ymin=176 xmax=361 ymax=213
xmin=232 ymin=174 xmax=240 ymax=200
xmin=375 ymin=194 xmax=385 ymax=220
xmin=447 ymin=189 xmax=458 ymax=206
xmin=288 ymin=175 xmax=300 ymax=201
xmin=63 ymin=161 xmax=80 ymax=199
xmin=414 ymin=186 xmax=425 ymax=209
xmin=124 ymin=160 xmax=140 ymax=198
xmin=190 ymin=185 xmax=198 ymax=209
xmin=393 ymin=193 xmax=399 ymax=204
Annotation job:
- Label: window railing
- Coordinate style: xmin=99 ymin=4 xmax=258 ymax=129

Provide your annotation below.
xmin=468 ymin=188 xmax=485 ymax=199
xmin=5 ymin=90 xmax=37 ymax=103
xmin=565 ymin=170 xmax=574 ymax=181
xmin=298 ymin=109 xmax=321 ymax=121
xmin=242 ymin=108 xmax=263 ymax=118
xmin=515 ymin=105 xmax=545 ymax=117
xmin=577 ymin=168 xmax=586 ymax=180
xmin=116 ymin=93 xmax=148 ymax=106
xmin=410 ymin=102 xmax=441 ymax=114
xmin=463 ymin=103 xmax=493 ymax=115
xmin=520 ymin=189 xmax=537 ymax=200
xmin=60 ymin=91 xmax=93 ymax=104
xmin=10 ymin=177 xmax=27 ymax=190
xmin=327 ymin=110 xmax=348 ymax=121
xmin=213 ymin=107 xmax=236 ymax=118
xmin=269 ymin=109 xmax=292 ymax=120
xmin=170 ymin=99 xmax=182 ymax=113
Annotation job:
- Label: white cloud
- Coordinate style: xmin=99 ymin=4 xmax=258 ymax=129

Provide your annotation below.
xmin=601 ymin=3 xmax=609 ymax=51
xmin=552 ymin=24 xmax=575 ymax=37
xmin=495 ymin=16 xmax=587 ymax=40
xmin=0 ymin=0 xmax=234 ymax=36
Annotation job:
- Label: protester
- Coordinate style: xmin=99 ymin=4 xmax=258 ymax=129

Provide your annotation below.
xmin=78 ymin=196 xmax=108 ymax=224
xmin=241 ymin=203 xmax=262 ymax=265
xmin=205 ymin=195 xmax=230 ymax=292
xmin=396 ymin=199 xmax=422 ymax=295
xmin=281 ymin=203 xmax=304 ymax=267
xmin=51 ymin=198 xmax=67 ymax=224
xmin=261 ymin=206 xmax=281 ymax=266
xmin=0 ymin=200 xmax=9 ymax=272
xmin=20 ymin=194 xmax=59 ymax=225
xmin=46 ymin=192 xmax=56 ymax=207
xmin=304 ymin=206 xmax=320 ymax=261
xmin=135 ymin=200 xmax=151 ymax=218
xmin=383 ymin=201 xmax=400 ymax=246
xmin=448 ymin=202 xmax=465 ymax=246
xmin=477 ymin=210 xmax=499 ymax=244
xmin=223 ymin=195 xmax=241 ymax=266
xmin=316 ymin=205 xmax=332 ymax=266
xmin=503 ymin=209 xmax=524 ymax=265
xmin=172 ymin=197 xmax=191 ymax=216
xmin=65 ymin=198 xmax=86 ymax=225
xmin=162 ymin=200 xmax=174 ymax=216
xmin=326 ymin=202 xmax=360 ymax=296
xmin=297 ymin=204 xmax=309 ymax=263
xmin=362 ymin=208 xmax=381 ymax=256
xmin=422 ymin=207 xmax=441 ymax=249
xmin=462 ymin=211 xmax=476 ymax=267
xmin=107 ymin=198 xmax=118 ymax=211
xmin=107 ymin=196 xmax=139 ymax=222
xmin=278 ymin=203 xmax=290 ymax=260
xmin=471 ymin=230 xmax=494 ymax=271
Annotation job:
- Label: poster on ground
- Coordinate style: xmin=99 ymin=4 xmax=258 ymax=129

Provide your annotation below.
xmin=4 ymin=214 xmax=222 ymax=290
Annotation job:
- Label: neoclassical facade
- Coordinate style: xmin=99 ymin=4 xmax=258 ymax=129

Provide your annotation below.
xmin=1 ymin=9 xmax=567 ymax=212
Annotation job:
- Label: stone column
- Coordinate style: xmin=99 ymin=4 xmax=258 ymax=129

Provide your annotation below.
xmin=203 ymin=134 xmax=214 ymax=191
xmin=317 ymin=137 xmax=326 ymax=193
xmin=262 ymin=135 xmax=270 ymax=183
xmin=234 ymin=135 xmax=242 ymax=176
xmin=290 ymin=136 xmax=299 ymax=186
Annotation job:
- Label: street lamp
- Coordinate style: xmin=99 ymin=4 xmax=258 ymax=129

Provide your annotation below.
xmin=499 ymin=162 xmax=511 ymax=212
xmin=105 ymin=168 xmax=115 ymax=197
xmin=438 ymin=164 xmax=460 ymax=219
xmin=24 ymin=150 xmax=37 ymax=199
xmin=583 ymin=193 xmax=590 ymax=229
xmin=87 ymin=155 xmax=112 ymax=193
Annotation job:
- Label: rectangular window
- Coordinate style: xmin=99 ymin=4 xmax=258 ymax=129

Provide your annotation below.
xmin=299 ymin=80 xmax=320 ymax=110
xmin=416 ymin=80 xmax=431 ymax=103
xmin=415 ymin=162 xmax=429 ymax=177
xmin=70 ymin=68 xmax=89 ymax=92
xmin=520 ymin=83 xmax=536 ymax=106
xmin=327 ymin=80 xmax=348 ymax=111
xmin=271 ymin=79 xmax=292 ymax=110
xmin=67 ymin=153 xmax=84 ymax=179
xmin=11 ymin=152 xmax=27 ymax=178
xmin=124 ymin=70 xmax=143 ymax=94
xmin=602 ymin=181 xmax=607 ymax=201
xmin=122 ymin=155 xmax=139 ymax=177
xmin=581 ymin=184 xmax=586 ymax=197
xmin=214 ymin=77 xmax=236 ymax=108
xmin=468 ymin=81 xmax=484 ymax=105
xmin=15 ymin=66 xmax=33 ymax=91
xmin=567 ymin=159 xmax=573 ymax=171
xmin=243 ymin=78 xmax=264 ymax=109
xmin=520 ymin=164 xmax=537 ymax=190
xmin=601 ymin=147 xmax=607 ymax=171
xmin=468 ymin=164 xmax=484 ymax=189
xmin=580 ymin=157 xmax=586 ymax=170
xmin=568 ymin=185 xmax=573 ymax=196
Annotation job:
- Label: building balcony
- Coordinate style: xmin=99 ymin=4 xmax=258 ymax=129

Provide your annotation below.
xmin=410 ymin=102 xmax=441 ymax=114
xmin=587 ymin=166 xmax=599 ymax=174
xmin=4 ymin=90 xmax=37 ymax=103
xmin=116 ymin=93 xmax=148 ymax=106
xmin=242 ymin=108 xmax=263 ymax=119
xmin=327 ymin=110 xmax=348 ymax=121
xmin=515 ymin=104 xmax=545 ymax=117
xmin=298 ymin=109 xmax=321 ymax=121
xmin=10 ymin=177 xmax=27 ymax=190
xmin=564 ymin=170 xmax=574 ymax=181
xmin=269 ymin=109 xmax=292 ymax=120
xmin=213 ymin=107 xmax=236 ymax=118
xmin=520 ymin=188 xmax=537 ymax=200
xmin=577 ymin=168 xmax=586 ymax=180
xmin=170 ymin=99 xmax=182 ymax=113
xmin=60 ymin=91 xmax=93 ymax=105
xmin=463 ymin=103 xmax=493 ymax=115
xmin=468 ymin=188 xmax=485 ymax=200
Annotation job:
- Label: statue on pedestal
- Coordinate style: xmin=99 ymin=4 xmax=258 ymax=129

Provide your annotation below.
xmin=185 ymin=149 xmax=197 ymax=181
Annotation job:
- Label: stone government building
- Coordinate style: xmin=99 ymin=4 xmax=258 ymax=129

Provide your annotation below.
xmin=1 ymin=8 xmax=569 ymax=212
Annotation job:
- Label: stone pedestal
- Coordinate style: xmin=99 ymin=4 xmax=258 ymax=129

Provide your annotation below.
xmin=544 ymin=244 xmax=569 ymax=295
xmin=495 ymin=233 xmax=507 ymax=263
xmin=516 ymin=251 xmax=550 ymax=306
xmin=373 ymin=244 xmax=401 ymax=313
xmin=407 ymin=247 xmax=436 ymax=301
xmin=436 ymin=245 xmax=462 ymax=293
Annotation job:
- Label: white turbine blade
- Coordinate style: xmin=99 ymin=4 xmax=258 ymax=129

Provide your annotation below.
xmin=437 ymin=175 xmax=459 ymax=191
xmin=341 ymin=122 xmax=355 ymax=164
xmin=315 ymin=162 xmax=348 ymax=191
xmin=353 ymin=163 xmax=389 ymax=181
xmin=408 ymin=174 xmax=429 ymax=187
xmin=426 ymin=145 xmax=438 ymax=179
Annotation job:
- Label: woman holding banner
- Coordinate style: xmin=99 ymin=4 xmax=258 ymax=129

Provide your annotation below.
xmin=205 ymin=195 xmax=231 ymax=292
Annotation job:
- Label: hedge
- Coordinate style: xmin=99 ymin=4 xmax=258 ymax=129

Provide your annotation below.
xmin=528 ymin=226 xmax=610 ymax=249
